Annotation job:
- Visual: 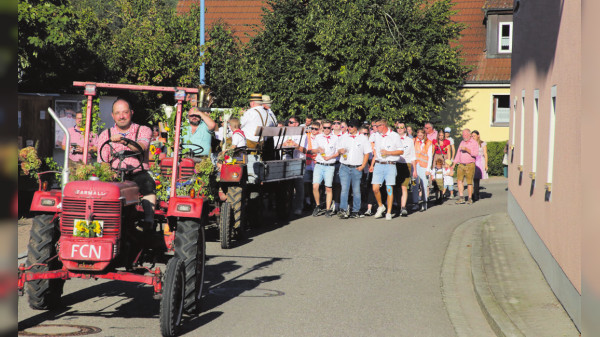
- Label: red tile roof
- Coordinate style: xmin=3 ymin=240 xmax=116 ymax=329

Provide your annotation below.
xmin=483 ymin=0 xmax=513 ymax=11
xmin=177 ymin=0 xmax=266 ymax=43
xmin=451 ymin=0 xmax=511 ymax=83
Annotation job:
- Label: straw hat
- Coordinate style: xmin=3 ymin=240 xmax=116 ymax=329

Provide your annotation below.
xmin=262 ymin=95 xmax=273 ymax=105
xmin=249 ymin=93 xmax=263 ymax=102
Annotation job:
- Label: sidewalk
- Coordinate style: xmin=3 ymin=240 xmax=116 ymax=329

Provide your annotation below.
xmin=442 ymin=213 xmax=579 ymax=337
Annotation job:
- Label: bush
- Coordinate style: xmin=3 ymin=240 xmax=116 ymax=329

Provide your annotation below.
xmin=486 ymin=141 xmax=507 ymax=177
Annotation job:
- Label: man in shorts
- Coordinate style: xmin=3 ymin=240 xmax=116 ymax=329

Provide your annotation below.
xmin=452 ymin=128 xmax=479 ymax=204
xmin=309 ymin=121 xmax=338 ymax=217
xmin=394 ymin=122 xmax=415 ymax=217
xmin=369 ymin=119 xmax=404 ymax=220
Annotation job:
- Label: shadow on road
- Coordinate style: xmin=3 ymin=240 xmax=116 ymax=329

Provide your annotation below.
xmin=18 ymin=255 xmax=285 ymax=335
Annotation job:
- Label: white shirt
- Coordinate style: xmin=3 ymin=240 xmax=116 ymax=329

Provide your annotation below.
xmin=282 ymin=135 xmax=305 ymax=160
xmin=265 ymin=108 xmax=278 ymax=127
xmin=231 ymin=130 xmax=246 ymax=148
xmin=447 ymin=137 xmax=455 ymax=146
xmin=302 ymin=134 xmax=318 ymax=170
xmin=216 ymin=126 xmax=232 ymax=141
xmin=397 ymin=134 xmax=415 ymax=164
xmin=433 ymin=167 xmax=444 ymax=180
xmin=372 ymin=128 xmax=403 ymax=162
xmin=336 ymin=133 xmax=371 ymax=166
xmin=240 ymin=106 xmax=270 ymax=142
xmin=314 ymin=133 xmax=338 ymax=164
xmin=443 ymin=167 xmax=454 ymax=186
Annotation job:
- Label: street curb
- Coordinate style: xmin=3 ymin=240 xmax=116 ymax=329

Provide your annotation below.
xmin=471 ymin=216 xmax=524 ymax=337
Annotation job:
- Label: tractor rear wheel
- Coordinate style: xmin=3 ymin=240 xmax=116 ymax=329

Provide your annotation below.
xmin=219 ymin=202 xmax=232 ymax=249
xmin=174 ymin=219 xmax=205 ymax=315
xmin=160 ymin=257 xmax=185 ymax=337
xmin=226 ymin=186 xmax=246 ymax=240
xmin=26 ymin=214 xmax=64 ymax=310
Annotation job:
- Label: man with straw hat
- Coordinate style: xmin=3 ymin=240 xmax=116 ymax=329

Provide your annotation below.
xmin=241 ymin=93 xmax=269 ymax=150
xmin=262 ymin=95 xmax=278 ymax=127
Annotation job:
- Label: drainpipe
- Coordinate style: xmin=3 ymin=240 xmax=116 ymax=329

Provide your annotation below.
xmin=200 ymin=0 xmax=206 ymax=85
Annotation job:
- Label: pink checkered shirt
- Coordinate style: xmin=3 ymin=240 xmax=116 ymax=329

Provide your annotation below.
xmin=62 ymin=126 xmax=98 ymax=163
xmin=97 ymin=123 xmax=151 ymax=172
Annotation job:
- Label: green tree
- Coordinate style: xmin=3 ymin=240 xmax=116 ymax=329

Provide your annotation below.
xmin=244 ymin=0 xmax=467 ymax=123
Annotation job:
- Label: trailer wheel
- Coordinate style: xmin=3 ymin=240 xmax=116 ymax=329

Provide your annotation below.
xmin=219 ymin=202 xmax=232 ymax=249
xmin=160 ymin=257 xmax=185 ymax=337
xmin=174 ymin=219 xmax=205 ymax=314
xmin=226 ymin=186 xmax=246 ymax=240
xmin=26 ymin=214 xmax=64 ymax=310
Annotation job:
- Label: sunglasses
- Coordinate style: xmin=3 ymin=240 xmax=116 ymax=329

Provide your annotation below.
xmin=333 ymin=122 xmax=341 ymax=125
xmin=323 ymin=126 xmax=332 ymax=129
xmin=361 ymin=132 xmax=368 ymax=135
xmin=397 ymin=126 xmax=405 ymax=129
xmin=189 ymin=114 xmax=200 ymax=118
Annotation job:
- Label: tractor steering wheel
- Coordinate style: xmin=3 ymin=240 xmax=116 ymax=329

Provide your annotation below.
xmin=181 ymin=143 xmax=206 ymax=158
xmin=99 ymin=137 xmax=145 ymax=174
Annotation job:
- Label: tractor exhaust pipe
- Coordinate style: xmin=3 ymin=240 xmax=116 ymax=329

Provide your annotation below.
xmin=47 ymin=108 xmax=70 ymax=193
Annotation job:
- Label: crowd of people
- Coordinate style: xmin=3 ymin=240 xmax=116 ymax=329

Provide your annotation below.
xmin=63 ymin=93 xmax=490 ymax=225
xmin=285 ymin=117 xmax=490 ymax=220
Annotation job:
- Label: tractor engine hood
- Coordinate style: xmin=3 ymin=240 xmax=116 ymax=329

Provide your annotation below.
xmin=64 ymin=180 xmax=139 ymax=205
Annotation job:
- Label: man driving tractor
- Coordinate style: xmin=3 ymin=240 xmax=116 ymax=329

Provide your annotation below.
xmin=97 ymin=98 xmax=156 ymax=231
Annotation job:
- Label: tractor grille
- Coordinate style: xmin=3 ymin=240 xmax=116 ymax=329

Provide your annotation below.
xmin=61 ymin=197 xmax=122 ymax=237
xmin=160 ymin=164 xmax=195 ymax=181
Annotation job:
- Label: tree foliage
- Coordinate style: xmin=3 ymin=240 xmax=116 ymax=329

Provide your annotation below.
xmin=205 ymin=0 xmax=467 ymax=124
xmin=18 ymin=0 xmax=201 ymax=94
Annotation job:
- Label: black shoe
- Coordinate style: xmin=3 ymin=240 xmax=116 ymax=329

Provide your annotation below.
xmin=348 ymin=212 xmax=360 ymax=219
xmin=419 ymin=203 xmax=427 ymax=212
xmin=325 ymin=210 xmax=333 ymax=218
xmin=312 ymin=206 xmax=322 ymax=217
xmin=338 ymin=210 xmax=348 ymax=219
xmin=400 ymin=208 xmax=408 ymax=217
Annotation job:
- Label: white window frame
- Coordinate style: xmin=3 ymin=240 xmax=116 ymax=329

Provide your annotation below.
xmin=498 ymin=22 xmax=513 ymax=53
xmin=490 ymin=94 xmax=510 ymax=126
xmin=520 ymin=91 xmax=525 ymax=166
xmin=512 ymin=96 xmax=517 ymax=146
xmin=547 ymin=86 xmax=557 ymax=185
xmin=532 ymin=90 xmax=539 ymax=176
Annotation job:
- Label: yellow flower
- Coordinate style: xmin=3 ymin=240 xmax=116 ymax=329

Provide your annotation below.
xmin=165 ymin=127 xmax=170 ymax=132
xmin=157 ymin=184 xmax=162 ymax=189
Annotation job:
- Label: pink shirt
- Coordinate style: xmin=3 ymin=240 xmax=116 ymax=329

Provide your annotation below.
xmin=426 ymin=130 xmax=438 ymax=142
xmin=97 ymin=123 xmax=152 ymax=172
xmin=62 ymin=126 xmax=97 ymax=163
xmin=454 ymin=138 xmax=478 ymax=164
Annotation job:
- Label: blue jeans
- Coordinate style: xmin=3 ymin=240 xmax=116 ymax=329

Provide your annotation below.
xmin=411 ymin=165 xmax=429 ymax=203
xmin=339 ymin=164 xmax=362 ymax=212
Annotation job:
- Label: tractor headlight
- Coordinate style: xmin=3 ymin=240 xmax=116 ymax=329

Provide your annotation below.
xmin=176 ymin=204 xmax=192 ymax=212
xmin=41 ymin=199 xmax=56 ymax=206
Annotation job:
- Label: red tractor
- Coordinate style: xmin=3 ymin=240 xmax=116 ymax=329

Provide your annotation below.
xmin=18 ymin=82 xmax=208 ymax=337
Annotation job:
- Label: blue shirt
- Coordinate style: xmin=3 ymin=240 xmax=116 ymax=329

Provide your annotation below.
xmin=181 ymin=122 xmax=212 ymax=156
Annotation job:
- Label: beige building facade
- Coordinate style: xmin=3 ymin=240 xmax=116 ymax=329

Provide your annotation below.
xmin=508 ymin=0 xmax=581 ymax=330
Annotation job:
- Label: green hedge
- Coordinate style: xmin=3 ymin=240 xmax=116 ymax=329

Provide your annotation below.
xmin=486 ymin=141 xmax=507 ymax=176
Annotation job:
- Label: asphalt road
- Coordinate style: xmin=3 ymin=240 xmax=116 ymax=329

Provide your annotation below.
xmin=18 ymin=178 xmax=508 ymax=337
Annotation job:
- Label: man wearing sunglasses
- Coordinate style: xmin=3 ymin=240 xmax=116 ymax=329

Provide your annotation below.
xmin=299 ymin=121 xmax=320 ymax=210
xmin=335 ymin=119 xmax=371 ymax=219
xmin=309 ymin=121 xmax=338 ymax=217
xmin=182 ymin=107 xmax=217 ymax=156
xmin=369 ymin=119 xmax=404 ymax=220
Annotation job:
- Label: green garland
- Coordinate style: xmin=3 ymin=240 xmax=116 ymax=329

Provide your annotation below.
xmin=81 ymin=98 xmax=105 ymax=136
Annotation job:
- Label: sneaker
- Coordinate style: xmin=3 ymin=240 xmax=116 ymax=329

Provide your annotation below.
xmin=325 ymin=210 xmax=333 ymax=217
xmin=338 ymin=210 xmax=348 ymax=219
xmin=466 ymin=199 xmax=473 ymax=205
xmin=374 ymin=205 xmax=386 ymax=219
xmin=456 ymin=198 xmax=465 ymax=205
xmin=361 ymin=209 xmax=373 ymax=217
xmin=330 ymin=204 xmax=337 ymax=215
xmin=349 ymin=212 xmax=360 ymax=219
xmin=312 ymin=206 xmax=322 ymax=217
xmin=385 ymin=213 xmax=393 ymax=220
xmin=400 ymin=208 xmax=408 ymax=217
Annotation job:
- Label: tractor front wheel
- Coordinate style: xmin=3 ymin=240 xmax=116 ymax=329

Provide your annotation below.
xmin=174 ymin=219 xmax=205 ymax=315
xmin=219 ymin=202 xmax=232 ymax=249
xmin=159 ymin=257 xmax=186 ymax=337
xmin=26 ymin=214 xmax=64 ymax=310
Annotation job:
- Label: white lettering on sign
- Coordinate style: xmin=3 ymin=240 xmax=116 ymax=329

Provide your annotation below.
xmin=74 ymin=189 xmax=108 ymax=197
xmin=71 ymin=244 xmax=102 ymax=259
